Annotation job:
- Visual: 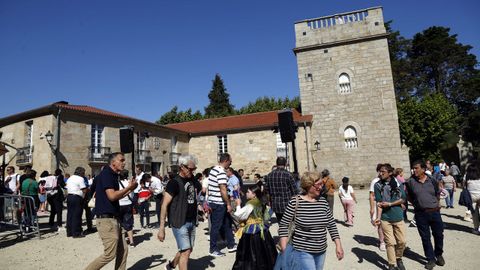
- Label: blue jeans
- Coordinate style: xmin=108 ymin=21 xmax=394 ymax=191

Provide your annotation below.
xmin=445 ymin=189 xmax=454 ymax=207
xmin=172 ymin=222 xmax=196 ymax=251
xmin=209 ymin=203 xmax=235 ymax=253
xmin=291 ymin=248 xmax=326 ymax=270
xmin=415 ymin=210 xmax=444 ymax=261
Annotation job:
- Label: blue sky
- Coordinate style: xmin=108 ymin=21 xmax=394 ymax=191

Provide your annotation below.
xmin=1 ymin=0 xmax=478 ymax=122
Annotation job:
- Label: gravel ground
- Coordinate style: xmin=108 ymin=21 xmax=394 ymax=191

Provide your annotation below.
xmin=1 ymin=189 xmax=478 ymax=270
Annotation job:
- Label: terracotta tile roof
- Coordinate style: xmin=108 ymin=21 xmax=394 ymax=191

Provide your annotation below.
xmin=166 ymin=109 xmax=312 ymax=135
xmin=0 ymin=101 xmax=186 ymax=134
xmin=54 ymin=102 xmax=139 ymax=121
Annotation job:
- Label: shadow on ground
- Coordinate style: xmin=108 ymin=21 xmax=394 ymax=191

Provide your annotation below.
xmin=133 ymin=232 xmax=153 ymax=246
xmin=351 ymin=247 xmax=388 ymax=269
xmin=189 ymin=255 xmax=216 ymax=270
xmin=352 ymin=234 xmax=378 ymax=247
xmin=128 ymin=254 xmax=165 ymax=270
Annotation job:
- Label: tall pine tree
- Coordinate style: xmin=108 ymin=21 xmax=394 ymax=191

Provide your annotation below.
xmin=204 ymin=74 xmax=235 ymax=118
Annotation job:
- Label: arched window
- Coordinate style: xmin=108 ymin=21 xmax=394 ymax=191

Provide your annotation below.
xmin=338 ymin=73 xmax=351 ymax=94
xmin=344 ymin=126 xmax=358 ymax=149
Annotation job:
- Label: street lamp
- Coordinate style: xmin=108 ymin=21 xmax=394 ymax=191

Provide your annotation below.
xmin=45 ymin=130 xmax=54 ymax=146
xmin=314 ymin=140 xmax=320 ymax=151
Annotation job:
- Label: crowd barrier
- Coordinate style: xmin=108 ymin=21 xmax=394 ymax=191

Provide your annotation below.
xmin=0 ymin=194 xmax=41 ymax=239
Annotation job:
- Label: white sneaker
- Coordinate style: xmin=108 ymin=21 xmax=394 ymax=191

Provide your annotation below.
xmin=379 ymin=243 xmax=386 ymax=251
xmin=228 ymin=244 xmax=237 ymax=253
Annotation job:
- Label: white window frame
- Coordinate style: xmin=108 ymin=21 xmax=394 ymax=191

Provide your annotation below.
xmin=25 ymin=121 xmax=33 ymax=161
xmin=276 ymin=133 xmax=287 ymax=157
xmin=91 ymin=124 xmax=105 ymax=158
xmin=344 ymin=126 xmax=358 ymax=149
xmin=338 ymin=73 xmax=352 ymax=94
xmin=217 ymin=135 xmax=228 ymax=154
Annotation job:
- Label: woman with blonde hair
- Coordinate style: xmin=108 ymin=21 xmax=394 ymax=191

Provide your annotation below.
xmin=278 ymin=172 xmax=344 ymax=270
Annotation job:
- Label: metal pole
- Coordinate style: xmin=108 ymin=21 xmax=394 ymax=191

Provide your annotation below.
xmin=291 ymin=139 xmax=299 ymax=174
xmin=131 ymin=129 xmax=136 ymax=177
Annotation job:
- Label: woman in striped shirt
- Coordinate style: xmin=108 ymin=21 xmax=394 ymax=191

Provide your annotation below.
xmin=278 ymin=172 xmax=344 ymax=270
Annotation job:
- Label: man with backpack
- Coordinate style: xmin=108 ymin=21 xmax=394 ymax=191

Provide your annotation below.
xmin=374 ymin=164 xmax=407 ymax=270
xmin=406 ymin=160 xmax=445 ymax=270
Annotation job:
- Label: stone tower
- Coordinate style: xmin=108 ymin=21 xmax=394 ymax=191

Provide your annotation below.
xmin=294 ymin=7 xmax=410 ymax=185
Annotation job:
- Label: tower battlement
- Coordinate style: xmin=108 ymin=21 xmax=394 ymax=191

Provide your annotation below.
xmin=294 ymin=7 xmax=386 ymax=52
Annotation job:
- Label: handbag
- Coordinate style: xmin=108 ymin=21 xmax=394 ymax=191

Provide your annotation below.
xmin=274 ymin=195 xmax=300 ymax=270
xmin=87 ymin=197 xmax=96 ymax=208
xmin=459 ymin=188 xmax=473 ymax=212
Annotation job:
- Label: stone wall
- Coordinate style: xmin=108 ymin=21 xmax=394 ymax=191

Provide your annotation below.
xmin=1 ymin=112 xmax=188 ymax=177
xmin=295 ymin=7 xmax=410 ymax=186
xmin=189 ymin=127 xmax=311 ymax=179
xmin=0 ymin=115 xmax=55 ymax=172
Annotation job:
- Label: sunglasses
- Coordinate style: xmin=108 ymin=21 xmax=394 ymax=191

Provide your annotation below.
xmin=182 ymin=165 xmax=197 ymax=171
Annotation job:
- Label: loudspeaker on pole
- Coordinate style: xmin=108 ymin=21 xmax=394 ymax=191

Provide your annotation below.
xmin=120 ymin=127 xmax=134 ymax=153
xmin=278 ymin=109 xmax=296 ymax=143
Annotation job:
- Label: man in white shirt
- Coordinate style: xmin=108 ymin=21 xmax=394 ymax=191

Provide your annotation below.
xmin=132 ymin=165 xmax=145 ymax=214
xmin=369 ymin=164 xmax=386 ymax=251
xmin=4 ymin=166 xmax=19 ymax=194
xmin=150 ymin=174 xmax=164 ymax=227
xmin=119 ymin=169 xmax=135 ymax=247
xmin=66 ymin=167 xmax=87 ymax=238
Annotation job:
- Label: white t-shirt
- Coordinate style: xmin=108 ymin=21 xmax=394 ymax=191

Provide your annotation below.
xmin=6 ymin=173 xmax=19 ymax=193
xmin=119 ymin=179 xmax=133 ymax=206
xmin=150 ymin=176 xmax=164 ymax=195
xmin=339 ymin=185 xmax=354 ymax=200
xmin=369 ymin=177 xmax=380 ymax=193
xmin=134 ymin=172 xmax=144 ymax=193
xmin=66 ymin=175 xmax=86 ymax=197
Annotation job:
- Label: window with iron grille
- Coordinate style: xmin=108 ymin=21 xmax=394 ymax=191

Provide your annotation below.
xmin=218 ymin=135 xmax=228 ymax=154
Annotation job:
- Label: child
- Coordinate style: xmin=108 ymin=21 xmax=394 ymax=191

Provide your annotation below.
xmin=38 ymin=179 xmax=47 ymax=214
xmin=232 ymin=183 xmax=277 ymax=270
xmin=339 ymin=177 xmax=357 ymax=226
xmin=138 ymin=178 xmax=151 ymax=229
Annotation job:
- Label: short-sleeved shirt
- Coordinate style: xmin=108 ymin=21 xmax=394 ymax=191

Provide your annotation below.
xmin=166 ymin=175 xmax=202 ymax=222
xmin=374 ymin=178 xmax=406 ymax=222
xmin=119 ymin=179 xmax=133 ymax=206
xmin=442 ymin=175 xmax=455 ymax=190
xmin=406 ymin=176 xmax=440 ymax=211
xmin=208 ymin=165 xmax=228 ymax=205
xmin=339 ymin=185 xmax=354 ymax=200
xmin=95 ymin=166 xmax=120 ymax=216
xmin=227 ymin=175 xmax=240 ymax=197
xmin=21 ymin=178 xmax=39 ymax=196
xmin=66 ymin=175 xmax=86 ymax=197
xmin=6 ymin=173 xmax=19 ymax=193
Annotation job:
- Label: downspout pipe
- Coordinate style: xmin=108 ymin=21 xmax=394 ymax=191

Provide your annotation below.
xmin=55 ymin=108 xmax=62 ymax=170
xmin=303 ymin=122 xmax=311 ymax=171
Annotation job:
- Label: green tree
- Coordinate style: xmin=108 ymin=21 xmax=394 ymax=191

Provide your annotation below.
xmin=385 ymin=21 xmax=413 ymax=101
xmin=204 ymin=74 xmax=235 ymax=118
xmin=156 ymin=106 xmax=203 ymax=125
xmin=236 ymin=96 xmax=301 ymax=114
xmin=398 ymin=94 xmax=459 ymax=162
xmin=409 ymin=26 xmax=479 ymax=110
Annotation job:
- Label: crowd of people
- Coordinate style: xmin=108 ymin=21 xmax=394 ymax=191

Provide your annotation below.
xmin=1 ymin=153 xmax=480 ymax=270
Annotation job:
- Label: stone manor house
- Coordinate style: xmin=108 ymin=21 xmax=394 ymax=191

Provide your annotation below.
xmin=0 ymin=7 xmax=410 ymax=185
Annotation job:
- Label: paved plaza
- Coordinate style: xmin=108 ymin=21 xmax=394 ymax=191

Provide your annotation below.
xmin=1 ymin=189 xmax=479 ymax=270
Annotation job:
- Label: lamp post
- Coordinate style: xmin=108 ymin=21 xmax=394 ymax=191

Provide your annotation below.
xmin=44 ymin=130 xmax=58 ymax=170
